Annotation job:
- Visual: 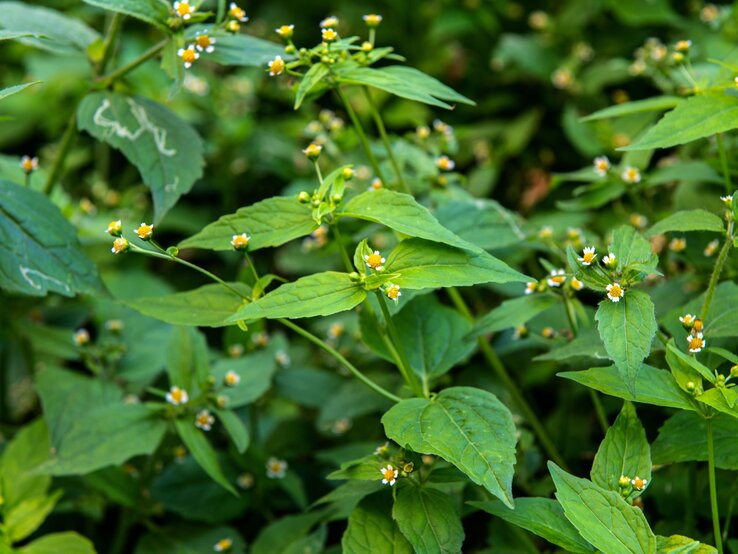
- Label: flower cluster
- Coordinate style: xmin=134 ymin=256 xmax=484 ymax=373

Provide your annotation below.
xmin=680 ymin=313 xmax=706 ymax=353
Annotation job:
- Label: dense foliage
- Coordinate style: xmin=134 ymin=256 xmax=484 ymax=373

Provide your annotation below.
xmin=2 ymin=1 xmax=738 ymax=553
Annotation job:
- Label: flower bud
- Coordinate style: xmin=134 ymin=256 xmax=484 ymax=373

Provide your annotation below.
xmin=297 ymin=191 xmax=311 ymax=203
xmin=303 ymin=143 xmax=322 ymax=161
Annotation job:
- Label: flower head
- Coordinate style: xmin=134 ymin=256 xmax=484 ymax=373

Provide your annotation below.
xmin=687 ymin=332 xmax=705 ymax=353
xmin=374 ymin=442 xmax=389 ymax=456
xmin=328 ymin=322 xmax=345 ymax=339
xmin=195 ymin=32 xmax=216 ymax=53
xmin=320 ymin=16 xmax=339 ymax=28
xmin=669 ymin=237 xmax=687 ymax=252
xmin=173 ymin=0 xmax=195 ymax=20
xmin=135 ymin=222 xmax=154 ymax=241
xmin=266 ymin=457 xmax=288 ymax=479
xmin=226 ymin=20 xmax=240 ymax=32
xmin=195 ymin=409 xmax=215 ymax=431
xmin=276 ymin=24 xmax=294 ymax=39
xmin=538 ymin=226 xmax=554 ymax=239
xmin=106 ymin=219 xmax=122 ymax=237
xmin=275 ymin=350 xmax=290 ymax=367
xmin=551 ymin=67 xmax=573 ymax=90
xmin=525 ymin=281 xmax=537 ymax=295
xmin=380 ymin=464 xmax=398 ymax=486
xmin=166 ymin=386 xmax=189 ymax=406
xmin=630 ymin=213 xmax=648 ymax=229
xmin=720 ymin=195 xmax=733 ymax=208
xmin=228 ymin=2 xmax=248 ymax=22
xmin=436 ymin=155 xmax=455 ymax=171
xmin=368 ymin=178 xmax=382 ymax=191
xmin=679 ymin=314 xmax=696 ymax=327
xmin=363 ymin=14 xmax=383 ymax=27
xmin=631 ymin=476 xmax=648 ymax=491
xmin=618 ymin=474 xmax=631 ymax=488
xmin=542 ymin=326 xmax=556 ymax=339
xmin=20 ymin=155 xmax=39 ymax=173
xmin=602 ymin=253 xmax=617 ymax=267
xmin=513 ymin=325 xmax=528 ymax=339
xmin=237 ymin=473 xmax=254 ymax=489
xmin=364 ymin=250 xmax=385 ymax=271
xmin=606 ymin=282 xmax=624 ymax=302
xmin=252 ymin=332 xmax=269 ymax=347
xmin=578 ymin=246 xmax=597 ymax=266
xmin=105 ymin=319 xmax=124 ymax=332
xmin=267 ymin=55 xmax=285 ymax=76
xmin=321 ymin=28 xmax=338 ymax=43
xmin=213 ymin=538 xmax=233 ymax=552
xmin=704 ymin=239 xmax=719 ymax=257
xmin=231 ymin=233 xmax=250 ymax=251
xmin=385 ymin=283 xmax=401 ymax=303
xmin=570 ymin=277 xmax=584 ymax=291
xmin=593 ymin=156 xmax=610 ymax=176
xmin=111 ymin=237 xmax=130 ymax=254
xmin=228 ymin=344 xmax=244 ymax=358
xmin=546 ymin=269 xmax=566 ymax=288
xmin=621 ymin=166 xmax=641 ymax=184
xmin=74 ymin=328 xmax=90 ymax=346
xmin=675 ymin=39 xmax=692 ymax=52
xmin=302 ymin=142 xmax=322 ymax=160
xmin=224 ymin=370 xmax=241 ymax=386
xmin=177 ymin=45 xmax=199 ymax=68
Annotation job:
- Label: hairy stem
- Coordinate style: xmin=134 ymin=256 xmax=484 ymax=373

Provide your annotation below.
xmin=700 ymin=219 xmax=733 ymax=321
xmin=98 ymin=12 xmax=123 ymax=76
xmin=706 ymin=418 xmax=723 ymax=553
xmin=97 ymin=39 xmax=168 ymax=87
xmin=42 ymin=111 xmax=77 ymax=195
xmin=335 ymin=86 xmax=386 ymax=183
xmin=716 ymin=133 xmax=732 ymax=195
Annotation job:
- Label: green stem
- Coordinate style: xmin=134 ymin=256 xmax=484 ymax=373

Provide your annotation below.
xmin=98 ymin=12 xmax=123 ymax=76
xmin=700 ymin=220 xmax=733 ymax=321
xmin=108 ymin=508 xmax=131 ymax=554
xmin=42 ymin=111 xmax=77 ymax=195
xmin=363 ymin=86 xmax=411 ymax=194
xmin=707 ymin=418 xmax=724 ymax=554
xmin=722 ymin=476 xmax=737 ymax=541
xmin=716 ymin=134 xmax=732 ymax=195
xmin=97 ymin=39 xmax=167 ymax=87
xmin=242 ymin=251 xmax=261 ymax=289
xmin=216 ymin=0 xmax=226 ymax=24
xmin=330 ymin=223 xmax=354 ymax=273
xmin=335 ymin=87 xmax=386 ymax=183
xmin=24 ymin=172 xmax=30 ymax=188
xmin=278 ymin=318 xmax=401 ymax=402
xmin=448 ymin=287 xmax=568 ymax=470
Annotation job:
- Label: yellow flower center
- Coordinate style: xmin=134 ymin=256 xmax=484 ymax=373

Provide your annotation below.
xmin=582 ymin=251 xmax=595 ymax=264
xmin=270 ymin=462 xmax=283 ymax=472
xmin=181 ymin=49 xmax=196 ymax=63
xmin=269 ymin=58 xmax=285 ymax=74
xmin=22 ymin=159 xmax=34 ymax=171
xmin=177 ymin=2 xmax=192 ymax=16
xmin=278 ymin=25 xmax=292 ymax=36
xmin=551 ymin=275 xmax=566 ymax=285
xmin=231 ymin=234 xmax=250 ymax=249
xmin=196 ymin=35 xmax=212 ymax=49
xmin=136 ymin=224 xmax=153 ymax=239
xmin=596 ymin=160 xmax=608 ymax=171
xmin=366 ymin=253 xmax=383 ymax=269
xmin=632 ymin=478 xmax=646 ymax=490
xmin=225 ymin=372 xmax=239 ymax=385
xmin=230 ymin=6 xmax=245 ymax=19
xmin=386 ymin=286 xmax=400 ymax=299
xmin=215 ymin=538 xmax=233 ymax=551
xmin=171 ymin=388 xmax=184 ymax=403
xmin=112 ymin=237 xmax=129 ymax=253
xmin=382 ymin=467 xmax=395 ymax=481
xmin=322 ymin=28 xmax=337 ymax=41
xmin=609 ymin=284 xmax=623 ymax=297
xmin=689 ymin=336 xmax=704 ymax=350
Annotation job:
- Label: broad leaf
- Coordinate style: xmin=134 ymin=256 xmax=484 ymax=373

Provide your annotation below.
xmin=174 ymin=419 xmax=237 ymax=495
xmin=166 ymin=326 xmax=209 ymax=391
xmin=342 ymin=493 xmax=412 ymax=554
xmin=136 ymin=524 xmax=246 ymax=554
xmin=382 ymin=386 xmax=517 ymax=507
xmin=228 ymin=272 xmax=366 ymax=321
xmin=0 ymin=2 xmax=99 ymax=53
xmin=591 ymin=402 xmax=651 ymax=498
xmin=0 ymin=181 xmax=102 ymax=297
xmin=595 ymin=290 xmax=657 ymax=393
xmin=385 ymin=238 xmax=528 ymax=290
xmin=622 ymin=94 xmax=738 ymax=151
xmin=125 ymin=283 xmax=249 ymax=327
xmin=211 ymin=353 xmax=278 ymax=408
xmin=214 ymin=409 xmax=250 ymax=453
xmin=295 ymin=63 xmax=330 ymax=109
xmin=609 ymin=225 xmax=657 ymax=271
xmin=656 ymin=535 xmax=718 ymax=553
xmin=580 ymin=96 xmax=683 ymax=122
xmin=535 ymin=329 xmax=609 ymax=362
xmin=380 ymin=66 xmax=475 ymax=106
xmin=645 ymin=210 xmax=724 ymax=238
xmin=338 ymin=189 xmax=481 ymax=252
xmin=475 ymin=294 xmax=559 ymax=335
xmin=558 ymin=364 xmax=697 ymax=411
xmin=434 ymin=199 xmax=526 ymax=251
xmin=393 ymin=486 xmax=465 ymax=554
xmin=0 ymin=81 xmax=41 ymax=101
xmin=179 ymin=196 xmax=318 ymax=251
xmin=16 ymin=532 xmax=96 ymax=554
xmin=669 ymin=282 xmax=738 ymax=338
xmin=0 ymin=419 xmax=51 ymax=509
xmin=77 ymin=91 xmax=204 ymax=222
xmin=185 ymin=27 xmax=288 ymax=67
xmin=471 ymin=498 xmax=596 ymax=553
xmin=251 ymin=512 xmax=325 ymax=554
xmin=82 ymin=0 xmax=170 ymax=30
xmin=549 ymin=462 xmax=657 ymax=554
xmin=652 ymin=411 xmax=738 ymax=470
xmin=5 ymin=491 xmax=62 ymax=542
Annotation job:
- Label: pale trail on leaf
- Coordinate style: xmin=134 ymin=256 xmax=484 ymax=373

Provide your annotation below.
xmin=92 ymin=98 xmax=177 ymax=157
xmin=19 ymin=266 xmax=71 ymax=293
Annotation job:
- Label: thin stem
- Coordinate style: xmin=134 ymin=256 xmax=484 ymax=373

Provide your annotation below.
xmin=330 ymin=223 xmax=354 ymax=273
xmin=707 ymin=418 xmax=724 ymax=554
xmin=447 ymin=287 xmax=568 ymax=470
xmin=98 ymin=12 xmax=123 ymax=75
xmin=335 ymin=87 xmax=386 ymax=183
xmin=716 ymin=134 xmax=732 ymax=195
xmin=216 ymin=0 xmax=226 ymax=23
xmin=24 ymin=172 xmax=30 ymax=187
xmin=363 ymin=86 xmax=411 ymax=194
xmin=97 ymin=39 xmax=168 ymax=87
xmin=43 ymin=111 xmax=77 ymax=195
xmin=242 ymin=251 xmax=261 ymax=289
xmin=700 ymin=220 xmax=733 ymax=321
xmin=278 ymin=318 xmax=401 ymax=403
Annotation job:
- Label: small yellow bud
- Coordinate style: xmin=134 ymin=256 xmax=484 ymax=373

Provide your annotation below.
xmin=226 ymin=20 xmax=240 ymax=33
xmin=297 ymin=191 xmax=311 ymax=203
xmin=275 ymin=24 xmax=294 ymax=39
xmin=321 ymin=28 xmax=338 ymax=43
xmin=106 ymin=220 xmax=122 ymax=237
xmin=618 ymin=475 xmax=630 ymax=488
xmin=342 ymin=166 xmax=354 ymax=180
xmin=361 ymin=41 xmax=373 ymax=52
xmin=213 ymin=538 xmax=233 ymax=552
xmin=362 ymin=14 xmax=383 ymax=27
xmin=303 ymin=142 xmax=323 ymax=161
xmin=267 ymin=55 xmax=285 ymax=76
xmin=111 ymin=237 xmax=130 ymax=254
xmin=73 ymin=328 xmax=90 ymax=346
xmin=135 ymin=222 xmax=154 ymax=241
xmin=231 ymin=233 xmax=250 ymax=251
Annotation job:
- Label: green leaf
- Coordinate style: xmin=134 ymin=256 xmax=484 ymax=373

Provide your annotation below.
xmin=380 ymin=66 xmax=475 ymax=106
xmin=595 ymin=290 xmax=657 ymax=393
xmin=665 ymin=341 xmax=714 ymax=386
xmin=77 ymin=91 xmax=204 ymax=223
xmin=580 ymin=96 xmax=683 ymax=122
xmin=557 ymin=182 xmax=626 ymax=211
xmin=16 ymin=532 xmax=97 ymax=554
xmin=338 ymin=189 xmax=481 ymax=252
xmin=652 ymin=412 xmax=738 ymax=470
xmin=334 ymin=65 xmax=451 ymax=109
xmin=434 ymin=199 xmax=526 ymax=251
xmin=591 ymin=402 xmax=651 ymax=498
xmin=179 ymin=196 xmax=318 ymax=251
xmin=645 ymin=210 xmax=725 ymax=238
xmin=656 ymin=535 xmax=718 ymax=553
xmin=136 ymin=524 xmax=246 ymax=554
xmin=382 ymin=386 xmax=517 ymax=507
xmin=82 ymin=0 xmax=170 ymax=30
xmin=213 ymin=409 xmax=250 ymax=453
xmin=670 ymin=282 xmax=738 ymax=338
xmin=211 ymin=353 xmax=277 ymax=408
xmin=295 ymin=63 xmax=330 ymax=109
xmin=610 ymin=225 xmax=657 ymax=271
xmin=0 ymin=420 xmax=51 ymax=510
xmin=558 ymin=364 xmax=697 ymax=411
xmin=0 ymin=30 xmax=44 ymax=41
xmin=125 ymin=283 xmax=249 ymax=327
xmin=0 ymin=81 xmax=41 ymax=101
xmin=385 ymin=238 xmax=528 ymax=290
xmin=166 ymin=326 xmax=209 ymax=391
xmin=393 ymin=486 xmax=465 ymax=554
xmin=342 ymin=493 xmax=413 ymax=554
xmin=471 ymin=498 xmax=596 ymax=554
xmin=474 ymin=294 xmax=559 ymax=336
xmin=0 ymin=2 xmax=99 ymax=53
xmin=606 ymin=0 xmax=678 ymax=25
xmin=5 ymin=490 xmax=62 ymax=542
xmin=228 ymin=272 xmax=366 ymax=321
xmin=189 ymin=28 xmax=287 ymax=67
xmin=0 ymin=181 xmax=102 ymax=297
xmin=621 ymin=94 xmax=738 ymax=151
xmin=548 ymin=462 xmax=657 ymax=554
xmin=174 ymin=419 xmax=237 ymax=495
xmin=251 ymin=512 xmax=325 ymax=554
xmin=535 ymin=329 xmax=609 ymax=363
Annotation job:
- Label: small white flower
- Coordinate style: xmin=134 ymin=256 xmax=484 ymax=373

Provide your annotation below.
xmin=228 ymin=2 xmax=248 ymax=22
xmin=606 ymin=282 xmax=625 ymax=302
xmin=679 ymin=314 xmax=696 ymax=326
xmin=173 ymin=0 xmax=195 ymax=19
xmin=547 ymin=269 xmax=566 ymax=287
xmin=593 ymin=156 xmax=610 ymax=176
xmin=578 ymin=246 xmax=597 ymax=266
xmin=20 ymin=155 xmax=39 ymax=173
xmin=570 ymin=277 xmax=584 ymax=291
xmin=166 ymin=386 xmax=189 ymax=406
xmin=177 ymin=45 xmax=200 ymax=69
xmin=525 ymin=282 xmax=537 ymax=295
xmin=380 ymin=464 xmax=398 ymax=486
xmin=224 ymin=370 xmax=240 ymax=386
xmin=687 ymin=332 xmax=705 ymax=353
xmin=364 ymin=250 xmax=385 ymax=271
xmin=621 ymin=166 xmax=641 ymax=184
xmin=266 ymin=457 xmax=288 ymax=479
xmin=73 ymin=328 xmax=90 ymax=346
xmin=195 ymin=32 xmax=216 ymax=53
xmin=213 ymin=537 xmax=233 ymax=552
xmin=275 ymin=350 xmax=291 ymax=367
xmin=631 ymin=476 xmax=649 ymax=491
xmin=436 ymin=155 xmax=455 ymax=171
xmin=602 ymin=253 xmax=617 ymax=267
xmin=720 ymin=195 xmax=733 ymax=208
xmin=195 ymin=409 xmax=215 ymax=431
xmin=320 ymin=15 xmax=339 ymax=28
